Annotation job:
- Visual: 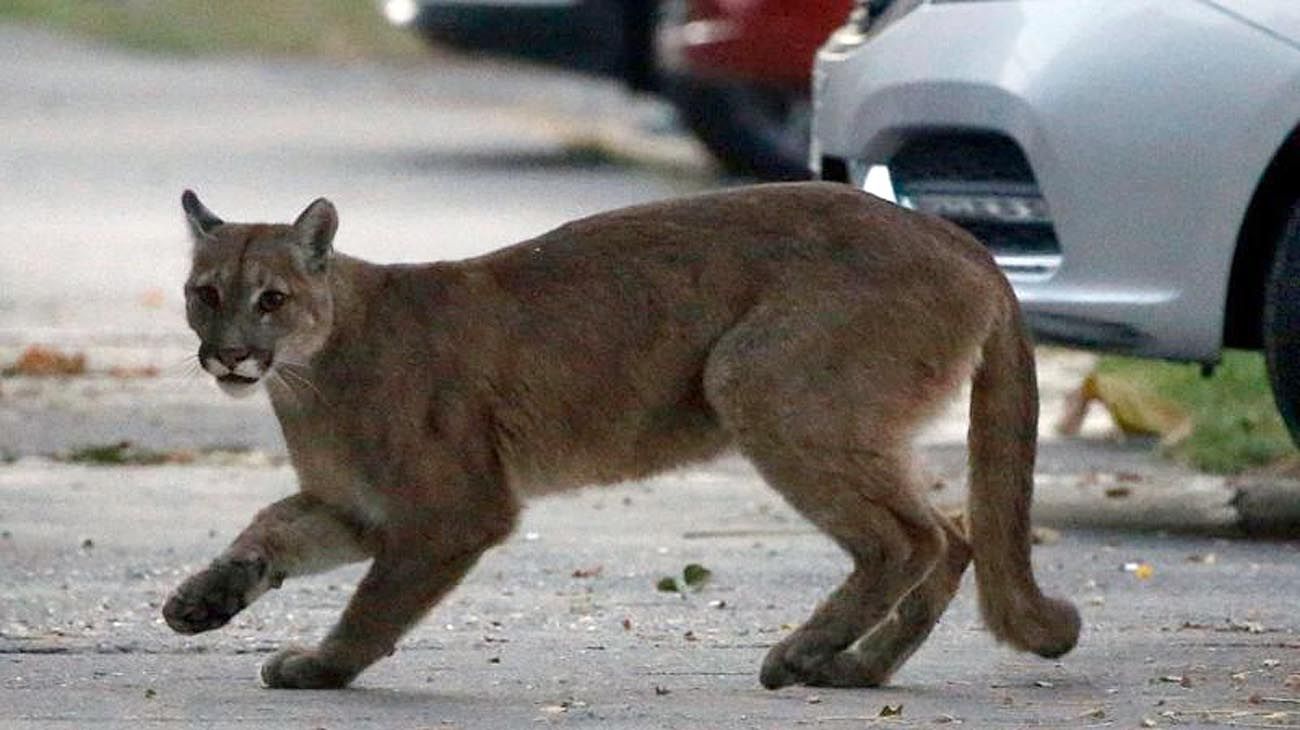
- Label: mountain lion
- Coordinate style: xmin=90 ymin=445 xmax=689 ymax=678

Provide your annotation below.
xmin=164 ymin=183 xmax=1079 ymax=690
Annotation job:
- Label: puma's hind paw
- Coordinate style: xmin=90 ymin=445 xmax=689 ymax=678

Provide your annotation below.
xmin=163 ymin=557 xmax=267 ymax=634
xmin=760 ymin=628 xmax=893 ymax=689
xmin=759 ymin=628 xmax=844 ymax=689
xmin=261 ymin=646 xmax=357 ymax=689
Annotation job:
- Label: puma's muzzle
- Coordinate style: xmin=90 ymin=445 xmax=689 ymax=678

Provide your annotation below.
xmin=198 ymin=343 xmax=273 ymax=395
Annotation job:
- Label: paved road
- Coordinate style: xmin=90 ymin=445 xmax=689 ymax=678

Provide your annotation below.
xmin=2 ymin=25 xmax=1298 ymax=729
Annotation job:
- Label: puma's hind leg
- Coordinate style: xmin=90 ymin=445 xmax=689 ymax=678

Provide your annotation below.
xmin=704 ymin=299 xmax=976 ymax=688
xmin=163 ymin=494 xmax=377 ymax=635
xmin=811 ymin=508 xmax=972 ymax=686
xmin=743 ymin=451 xmax=946 ymax=689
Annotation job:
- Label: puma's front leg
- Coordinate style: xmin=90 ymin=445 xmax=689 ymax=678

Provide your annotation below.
xmin=261 ymin=490 xmax=518 ymax=689
xmin=164 ymin=494 xmax=376 ymax=635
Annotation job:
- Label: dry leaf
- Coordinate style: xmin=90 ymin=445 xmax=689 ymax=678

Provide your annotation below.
xmin=5 ymin=346 xmax=86 ymax=377
xmin=878 ymin=704 xmax=903 ymax=717
xmin=1055 ymin=370 xmax=1191 ymax=446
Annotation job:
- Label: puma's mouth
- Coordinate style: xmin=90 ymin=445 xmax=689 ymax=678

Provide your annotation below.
xmin=217 ymin=373 xmax=260 ymax=386
xmin=198 ymin=346 xmax=272 ymax=398
xmin=214 ymin=371 xmax=262 ymax=399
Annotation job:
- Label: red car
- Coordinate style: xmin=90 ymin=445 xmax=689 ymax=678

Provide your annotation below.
xmin=382 ymin=0 xmax=849 ymax=179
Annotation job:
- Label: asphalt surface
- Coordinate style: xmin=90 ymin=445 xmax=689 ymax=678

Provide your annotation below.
xmin=2 ymin=24 xmax=1299 ymax=729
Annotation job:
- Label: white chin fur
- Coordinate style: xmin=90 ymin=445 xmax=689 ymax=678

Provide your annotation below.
xmin=217 ymin=379 xmax=260 ymax=399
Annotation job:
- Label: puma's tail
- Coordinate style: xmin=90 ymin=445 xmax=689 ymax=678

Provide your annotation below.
xmin=967 ymin=296 xmax=1080 ymax=658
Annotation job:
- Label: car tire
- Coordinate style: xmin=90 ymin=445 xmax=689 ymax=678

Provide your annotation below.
xmin=1263 ymin=201 xmax=1300 ymax=446
xmin=665 ymin=76 xmax=812 ymax=181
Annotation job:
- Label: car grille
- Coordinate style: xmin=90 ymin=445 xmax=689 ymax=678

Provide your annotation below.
xmin=887 ymin=132 xmax=1060 ymax=279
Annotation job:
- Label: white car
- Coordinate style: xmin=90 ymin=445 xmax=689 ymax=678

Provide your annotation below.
xmin=811 ymin=0 xmax=1300 ymax=443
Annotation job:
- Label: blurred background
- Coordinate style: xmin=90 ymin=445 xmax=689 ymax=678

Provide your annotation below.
xmin=0 ymin=1 xmax=700 ymax=342
xmin=2 ymin=0 xmax=1298 ymax=476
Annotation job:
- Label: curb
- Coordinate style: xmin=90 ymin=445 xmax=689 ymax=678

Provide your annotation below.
xmin=1024 ymin=473 xmax=1300 ymax=537
xmin=1232 ymin=478 xmax=1300 ymax=537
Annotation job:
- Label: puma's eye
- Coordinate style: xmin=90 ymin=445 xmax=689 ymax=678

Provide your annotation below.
xmin=192 ymin=285 xmax=220 ymax=309
xmin=258 ymin=290 xmax=288 ymax=314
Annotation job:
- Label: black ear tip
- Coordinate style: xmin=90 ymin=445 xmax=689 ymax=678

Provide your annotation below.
xmin=182 ymin=189 xmax=197 ymax=205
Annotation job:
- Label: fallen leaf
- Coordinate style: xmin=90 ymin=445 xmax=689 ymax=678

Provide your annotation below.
xmin=621 ymin=618 xmax=633 ymax=631
xmin=682 ymin=563 xmax=712 ymax=589
xmin=1055 ymin=370 xmax=1191 ymax=446
xmin=878 ymin=704 xmax=903 ymax=717
xmin=571 ymin=565 xmax=603 ymax=579
xmin=1104 ymin=486 xmax=1132 ymax=499
xmin=655 ymin=577 xmax=680 ymax=593
xmin=654 ymin=685 xmax=671 ymax=696
xmin=5 ymin=346 xmax=86 ymax=377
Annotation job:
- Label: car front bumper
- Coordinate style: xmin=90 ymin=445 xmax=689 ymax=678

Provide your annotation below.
xmin=813 ymin=0 xmax=1300 ymax=361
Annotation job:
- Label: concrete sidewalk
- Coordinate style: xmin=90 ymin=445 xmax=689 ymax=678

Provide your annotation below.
xmin=2 ymin=453 xmax=1299 ymax=728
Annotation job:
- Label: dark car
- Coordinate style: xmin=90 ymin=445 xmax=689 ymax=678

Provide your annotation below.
xmin=380 ymin=0 xmax=848 ymax=180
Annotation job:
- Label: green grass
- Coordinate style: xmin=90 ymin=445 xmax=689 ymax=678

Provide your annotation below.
xmin=0 ymin=0 xmax=426 ymax=59
xmin=1097 ymin=350 xmax=1297 ymax=474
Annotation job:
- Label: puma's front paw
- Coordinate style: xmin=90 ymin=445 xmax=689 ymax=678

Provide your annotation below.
xmin=261 ymin=647 xmax=357 ymax=689
xmin=163 ymin=557 xmax=267 ymax=634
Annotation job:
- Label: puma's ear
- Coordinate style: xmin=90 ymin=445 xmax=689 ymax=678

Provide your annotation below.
xmin=181 ymin=189 xmax=223 ymax=241
xmin=293 ymin=197 xmax=337 ymax=272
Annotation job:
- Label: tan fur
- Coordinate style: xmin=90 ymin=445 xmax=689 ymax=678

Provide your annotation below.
xmin=163 ymin=182 xmax=1079 ymax=690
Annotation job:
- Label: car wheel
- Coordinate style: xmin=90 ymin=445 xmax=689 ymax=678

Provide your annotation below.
xmin=666 ymin=77 xmax=812 ymax=180
xmin=1263 ymin=202 xmax=1300 ymax=446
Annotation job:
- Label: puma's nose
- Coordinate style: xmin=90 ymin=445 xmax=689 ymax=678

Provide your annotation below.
xmin=216 ymin=347 xmax=252 ymax=369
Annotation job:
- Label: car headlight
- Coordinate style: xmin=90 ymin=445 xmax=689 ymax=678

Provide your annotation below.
xmin=824 ymin=0 xmax=924 ymax=52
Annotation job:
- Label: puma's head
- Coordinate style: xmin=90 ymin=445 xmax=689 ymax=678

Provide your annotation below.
xmin=181 ymin=190 xmax=337 ymax=398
